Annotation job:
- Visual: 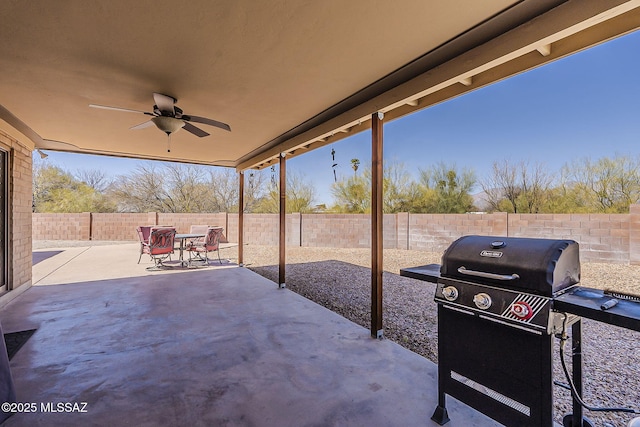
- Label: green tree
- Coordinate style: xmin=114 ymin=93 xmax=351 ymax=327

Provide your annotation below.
xmin=331 ymin=161 xmax=417 ymax=213
xmin=108 ymin=163 xmax=173 ymax=212
xmin=33 ymin=161 xmax=116 ymax=212
xmin=163 ymin=164 xmax=216 ymax=212
xmin=331 ymin=173 xmax=370 ymax=213
xmin=418 ymin=163 xmax=476 ymax=213
xmin=207 ymin=168 xmax=269 ymax=213
xmin=254 ymin=171 xmax=317 ymax=213
xmin=480 ymin=159 xmax=553 ymax=213
xmin=563 ymin=155 xmax=640 ymax=213
xmin=350 ymin=158 xmax=360 ymax=174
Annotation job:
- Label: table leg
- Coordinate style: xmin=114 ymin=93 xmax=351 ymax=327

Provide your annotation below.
xmin=180 ymin=238 xmax=186 ymax=267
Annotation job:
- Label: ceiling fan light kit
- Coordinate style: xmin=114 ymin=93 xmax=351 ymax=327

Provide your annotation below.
xmin=89 ymin=92 xmax=231 ymax=152
xmin=151 ymin=116 xmax=185 ymax=135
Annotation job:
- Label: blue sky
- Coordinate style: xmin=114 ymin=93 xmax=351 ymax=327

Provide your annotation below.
xmin=40 ymin=30 xmax=640 ymax=205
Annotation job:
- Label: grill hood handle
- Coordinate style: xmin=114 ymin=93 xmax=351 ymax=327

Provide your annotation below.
xmin=457 ymin=266 xmax=520 ymax=281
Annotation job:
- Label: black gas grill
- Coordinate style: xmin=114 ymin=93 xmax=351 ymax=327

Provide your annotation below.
xmin=432 ymin=235 xmax=581 ymax=426
xmin=401 ymin=235 xmax=640 ymax=427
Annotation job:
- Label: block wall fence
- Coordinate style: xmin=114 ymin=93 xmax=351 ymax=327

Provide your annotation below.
xmin=33 ymin=204 xmax=640 ymax=264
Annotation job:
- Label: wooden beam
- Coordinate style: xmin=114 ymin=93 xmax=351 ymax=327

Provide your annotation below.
xmin=371 ymin=112 xmax=384 ymax=339
xmin=238 ymin=170 xmax=244 ymax=266
xmin=279 ymin=153 xmax=286 ymax=288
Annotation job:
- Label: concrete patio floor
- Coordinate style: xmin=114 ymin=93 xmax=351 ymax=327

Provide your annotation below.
xmin=1 ymin=243 xmax=500 ymax=426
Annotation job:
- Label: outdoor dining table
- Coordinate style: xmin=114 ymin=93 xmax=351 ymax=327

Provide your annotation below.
xmin=175 ymin=233 xmax=205 ymax=267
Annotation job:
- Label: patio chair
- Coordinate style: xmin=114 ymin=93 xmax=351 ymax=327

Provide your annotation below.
xmin=146 ymin=227 xmax=176 ymax=271
xmin=187 ymin=224 xmax=209 ymax=246
xmin=187 ymin=227 xmax=224 ymax=265
xmin=136 ymin=225 xmax=153 ymax=264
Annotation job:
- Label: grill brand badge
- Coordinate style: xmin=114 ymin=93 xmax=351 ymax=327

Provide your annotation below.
xmin=480 ymin=250 xmax=503 ymax=258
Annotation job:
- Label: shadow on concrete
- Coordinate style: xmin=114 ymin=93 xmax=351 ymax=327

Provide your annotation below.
xmin=32 ymin=251 xmax=63 ymax=266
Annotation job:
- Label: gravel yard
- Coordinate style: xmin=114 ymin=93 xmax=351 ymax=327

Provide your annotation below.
xmin=244 ymin=244 xmax=640 ymax=427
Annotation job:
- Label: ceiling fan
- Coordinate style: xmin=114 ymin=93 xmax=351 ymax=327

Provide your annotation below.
xmin=90 ymin=93 xmax=231 ymax=151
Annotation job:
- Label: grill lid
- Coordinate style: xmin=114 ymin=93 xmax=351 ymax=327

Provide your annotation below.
xmin=440 ymin=235 xmax=580 ymax=296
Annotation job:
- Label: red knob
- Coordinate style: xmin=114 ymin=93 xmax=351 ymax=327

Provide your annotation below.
xmin=510 ymin=301 xmax=533 ymax=320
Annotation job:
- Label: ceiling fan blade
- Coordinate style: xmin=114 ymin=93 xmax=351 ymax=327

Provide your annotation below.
xmin=182 ymin=122 xmax=210 ymax=137
xmin=130 ymin=120 xmax=155 ymax=130
xmin=153 ymin=93 xmax=176 ymax=115
xmin=90 ymin=104 xmax=152 ymax=115
xmin=183 ymin=115 xmax=231 ymax=132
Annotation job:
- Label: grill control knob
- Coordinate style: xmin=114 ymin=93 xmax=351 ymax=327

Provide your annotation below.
xmin=473 ymin=293 xmax=492 ymax=310
xmin=442 ymin=286 xmax=459 ymax=301
xmin=510 ymin=301 xmax=533 ymax=320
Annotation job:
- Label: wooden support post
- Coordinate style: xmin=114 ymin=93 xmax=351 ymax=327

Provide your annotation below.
xmin=371 ymin=112 xmax=384 ymax=339
xmin=279 ymin=153 xmax=286 ymax=288
xmin=238 ymin=170 xmax=244 ymax=266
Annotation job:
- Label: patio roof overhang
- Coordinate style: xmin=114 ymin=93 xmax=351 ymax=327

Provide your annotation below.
xmin=1 ymin=0 xmax=639 ymax=171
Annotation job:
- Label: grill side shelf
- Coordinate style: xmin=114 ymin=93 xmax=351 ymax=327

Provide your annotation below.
xmin=554 ymin=287 xmax=640 ymax=332
xmin=399 ymin=264 xmax=441 ymax=283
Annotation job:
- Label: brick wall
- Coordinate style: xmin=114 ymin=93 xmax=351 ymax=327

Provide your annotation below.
xmin=32 ymin=213 xmax=90 ymax=240
xmin=237 ymin=213 xmax=300 ymax=246
xmin=91 ymin=212 xmax=155 ymax=241
xmin=509 ymin=213 xmax=629 ymax=263
xmin=408 ymin=212 xmax=508 ymax=253
xmin=302 ymin=214 xmax=370 ymax=248
xmin=1 ymin=131 xmax=32 ymax=291
xmin=32 ymin=207 xmax=640 ymax=264
xmin=227 ymin=213 xmax=239 ymax=243
xmin=630 ymin=205 xmax=640 ymax=265
xmin=156 ymin=213 xmax=227 ymax=234
xmin=299 ymin=214 xmax=397 ymax=248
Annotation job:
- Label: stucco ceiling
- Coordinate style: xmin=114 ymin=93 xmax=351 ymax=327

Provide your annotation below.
xmin=1 ymin=0 xmax=639 ymax=170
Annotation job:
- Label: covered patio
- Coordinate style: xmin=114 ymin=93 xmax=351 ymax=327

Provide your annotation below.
xmin=1 ymin=244 xmax=498 ymax=426
xmin=2 ymin=1 xmax=640 ymax=425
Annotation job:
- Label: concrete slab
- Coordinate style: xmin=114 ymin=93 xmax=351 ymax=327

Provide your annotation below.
xmin=32 ymin=243 xmax=236 ymax=286
xmin=1 ymin=246 xmax=500 ymax=426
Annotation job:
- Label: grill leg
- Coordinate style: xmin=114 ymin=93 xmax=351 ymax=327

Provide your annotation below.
xmin=431 ymin=402 xmax=449 ymax=425
xmin=431 ymin=306 xmax=450 ymax=425
xmin=562 ymin=320 xmax=594 ymax=427
xmin=572 ymin=320 xmax=584 ymax=427
xmin=431 ymin=369 xmax=449 ymax=424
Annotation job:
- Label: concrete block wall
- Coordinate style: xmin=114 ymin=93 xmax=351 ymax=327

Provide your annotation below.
xmin=32 ymin=206 xmax=640 ymax=264
xmin=240 ymin=214 xmax=278 ymax=245
xmin=227 ymin=213 xmax=239 ymax=243
xmin=629 ymin=205 xmax=640 ymax=265
xmin=236 ymin=214 xmax=300 ymax=246
xmin=509 ymin=213 xmax=629 ymax=263
xmin=408 ymin=212 xmax=508 ymax=253
xmin=32 ymin=213 xmax=90 ymax=240
xmin=226 ymin=213 xmax=297 ymax=245
xmin=396 ymin=212 xmax=410 ymax=250
xmin=92 ymin=212 xmax=155 ymax=241
xmin=158 ymin=213 xmax=228 ymax=238
xmin=288 ymin=213 xmax=302 ymax=247
xmin=301 ymin=214 xmax=370 ymax=248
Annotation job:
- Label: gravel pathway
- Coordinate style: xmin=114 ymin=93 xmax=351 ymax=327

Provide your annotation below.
xmin=244 ymin=245 xmax=640 ymax=427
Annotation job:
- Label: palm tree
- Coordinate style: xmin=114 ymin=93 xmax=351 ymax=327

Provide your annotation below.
xmin=351 ymin=158 xmax=360 ymax=175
